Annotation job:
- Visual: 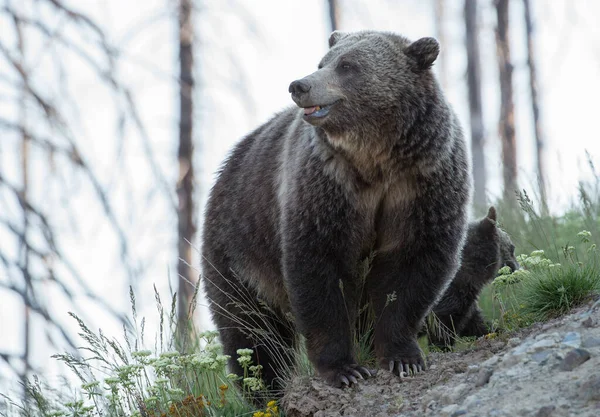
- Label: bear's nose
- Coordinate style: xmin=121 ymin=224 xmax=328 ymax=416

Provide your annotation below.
xmin=288 ymin=80 xmax=311 ymax=95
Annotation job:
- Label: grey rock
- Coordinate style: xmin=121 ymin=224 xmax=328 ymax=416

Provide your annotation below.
xmin=475 ymin=368 xmax=494 ymax=387
xmin=440 ymin=404 xmax=459 ymax=416
xmin=342 ymin=406 xmax=357 ymax=416
xmin=502 ymin=354 xmax=521 ymax=367
xmin=507 ymin=337 xmax=521 ymax=347
xmin=530 ymin=338 xmax=557 ymax=351
xmin=559 ymin=348 xmax=591 ymax=371
xmin=425 ymin=399 xmax=437 ymax=410
xmin=451 ymin=410 xmax=468 ymax=417
xmin=581 ymin=336 xmax=600 ymax=348
xmin=561 ymin=331 xmax=582 ymax=348
xmin=314 ymin=411 xmax=340 ymax=417
xmin=531 ymin=349 xmax=553 ymax=365
xmin=581 ymin=316 xmax=594 ymax=328
xmin=505 ymin=366 xmax=528 ymax=378
xmin=463 ymin=394 xmax=482 ymax=409
xmin=534 ymin=406 xmax=555 ymax=417
xmin=467 ymin=364 xmax=480 ymax=374
xmin=481 ymin=355 xmax=500 ymax=367
xmin=579 ymin=375 xmax=600 ymax=402
xmin=512 ymin=341 xmax=534 ymax=355
xmin=440 ymin=383 xmax=470 ymax=405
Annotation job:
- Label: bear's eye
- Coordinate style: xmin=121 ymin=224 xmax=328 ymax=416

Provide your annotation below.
xmin=338 ymin=61 xmax=352 ymax=71
xmin=335 ymin=59 xmax=358 ymax=73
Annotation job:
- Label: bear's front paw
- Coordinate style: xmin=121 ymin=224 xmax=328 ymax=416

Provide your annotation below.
xmin=321 ymin=364 xmax=374 ymax=388
xmin=380 ymin=341 xmax=426 ymax=377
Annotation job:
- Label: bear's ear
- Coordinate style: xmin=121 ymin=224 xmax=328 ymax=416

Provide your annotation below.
xmin=329 ymin=30 xmax=347 ymax=48
xmin=479 ymin=216 xmax=496 ymax=234
xmin=486 ymin=206 xmax=497 ymax=222
xmin=479 ymin=207 xmax=497 ymax=234
xmin=405 ymin=37 xmax=440 ymax=71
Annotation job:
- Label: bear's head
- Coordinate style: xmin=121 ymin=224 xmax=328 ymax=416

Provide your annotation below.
xmin=498 ymin=227 xmax=519 ymax=272
xmin=288 ymin=31 xmax=440 ymax=138
xmin=464 ymin=206 xmax=519 ymax=286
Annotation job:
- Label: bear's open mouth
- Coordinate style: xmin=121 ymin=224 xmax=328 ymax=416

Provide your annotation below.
xmin=303 ymin=101 xmax=339 ymax=118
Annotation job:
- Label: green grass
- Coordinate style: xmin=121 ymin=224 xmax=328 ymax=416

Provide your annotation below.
xmin=485 ymin=247 xmax=599 ymax=332
xmin=0 ymin=286 xmax=278 ymax=417
xmin=478 ymin=183 xmax=600 ymax=334
xmin=520 ymin=262 xmax=600 ymax=320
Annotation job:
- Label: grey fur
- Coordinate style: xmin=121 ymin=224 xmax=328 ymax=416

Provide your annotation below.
xmin=202 ymin=30 xmax=472 ymax=391
xmin=427 ymin=207 xmax=519 ymax=349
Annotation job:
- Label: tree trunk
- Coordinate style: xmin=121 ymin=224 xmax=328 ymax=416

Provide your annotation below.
xmin=523 ymin=0 xmax=547 ymax=214
xmin=13 ymin=8 xmax=31 ymax=397
xmin=495 ymin=0 xmax=517 ymax=202
xmin=327 ymin=0 xmax=340 ymax=32
xmin=464 ymin=0 xmax=486 ymax=210
xmin=176 ymin=0 xmax=197 ymax=343
xmin=434 ymin=0 xmax=448 ymax=90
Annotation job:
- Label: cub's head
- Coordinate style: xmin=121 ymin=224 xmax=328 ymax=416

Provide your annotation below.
xmin=498 ymin=228 xmax=519 ymax=272
xmin=466 ymin=207 xmax=519 ymax=280
xmin=288 ymin=31 xmax=440 ymax=137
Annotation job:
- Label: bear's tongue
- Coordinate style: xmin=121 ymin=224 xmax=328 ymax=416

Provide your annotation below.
xmin=304 ymin=105 xmax=321 ymax=116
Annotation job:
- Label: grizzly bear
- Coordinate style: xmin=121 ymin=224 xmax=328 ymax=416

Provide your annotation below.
xmin=426 ymin=207 xmax=519 ymax=349
xmin=202 ymin=30 xmax=472 ymax=390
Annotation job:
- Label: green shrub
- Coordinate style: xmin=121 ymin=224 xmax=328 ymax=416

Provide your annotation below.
xmin=491 ymin=231 xmax=600 ymax=327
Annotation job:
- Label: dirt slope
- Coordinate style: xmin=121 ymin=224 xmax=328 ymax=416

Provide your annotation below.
xmin=283 ymin=299 xmax=600 ymax=417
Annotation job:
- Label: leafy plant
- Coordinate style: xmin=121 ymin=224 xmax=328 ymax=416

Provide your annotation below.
xmin=0 ymin=286 xmax=276 ymax=417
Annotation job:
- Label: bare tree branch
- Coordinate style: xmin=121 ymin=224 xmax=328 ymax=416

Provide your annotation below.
xmin=0 ymin=282 xmax=79 ymax=352
xmin=0 ymin=2 xmax=164 ymax=388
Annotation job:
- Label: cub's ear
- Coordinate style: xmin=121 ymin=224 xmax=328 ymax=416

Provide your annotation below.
xmin=486 ymin=206 xmax=497 ymax=222
xmin=329 ymin=30 xmax=347 ymax=48
xmin=479 ymin=216 xmax=496 ymax=234
xmin=405 ymin=37 xmax=440 ymax=71
xmin=478 ymin=207 xmax=498 ymax=233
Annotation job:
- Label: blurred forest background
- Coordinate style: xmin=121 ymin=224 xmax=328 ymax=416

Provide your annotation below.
xmin=1 ymin=0 xmax=600 ymax=399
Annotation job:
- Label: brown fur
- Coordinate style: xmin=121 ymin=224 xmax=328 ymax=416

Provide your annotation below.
xmin=202 ymin=30 xmax=472 ymax=392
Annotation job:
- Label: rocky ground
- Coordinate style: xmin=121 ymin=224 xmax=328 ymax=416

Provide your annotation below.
xmin=282 ymin=298 xmax=600 ymax=417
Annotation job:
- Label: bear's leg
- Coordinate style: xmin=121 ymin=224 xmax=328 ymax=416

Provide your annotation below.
xmin=283 ymin=250 xmax=370 ymax=386
xmin=281 ymin=178 xmax=373 ymax=386
xmin=204 ymin=268 xmax=296 ymax=394
xmin=459 ymin=306 xmax=491 ymax=338
xmin=367 ymin=248 xmax=457 ymax=375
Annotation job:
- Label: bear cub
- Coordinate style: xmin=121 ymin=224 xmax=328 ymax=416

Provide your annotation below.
xmin=426 ymin=207 xmax=519 ymax=349
xmin=202 ymin=30 xmax=472 ymax=391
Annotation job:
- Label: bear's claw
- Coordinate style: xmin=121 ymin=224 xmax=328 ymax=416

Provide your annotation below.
xmin=387 ymin=357 xmax=426 ymax=377
xmin=332 ymin=364 xmax=373 ymax=387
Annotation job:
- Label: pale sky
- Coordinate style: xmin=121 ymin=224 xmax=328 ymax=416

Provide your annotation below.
xmin=1 ymin=0 xmax=599 ymax=390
